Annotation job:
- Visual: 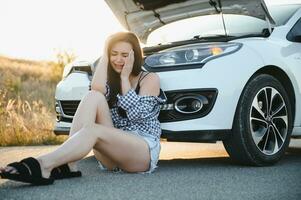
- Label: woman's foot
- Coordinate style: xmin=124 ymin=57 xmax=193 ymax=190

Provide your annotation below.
xmin=0 ymin=157 xmax=55 ymax=185
xmin=36 ymin=158 xmax=52 ymax=178
xmin=67 ymin=162 xmax=78 ymax=172
xmin=0 ymin=158 xmax=51 ymax=179
xmin=50 ymin=162 xmax=82 ymax=179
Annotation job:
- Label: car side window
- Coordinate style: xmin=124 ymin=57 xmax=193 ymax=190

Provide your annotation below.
xmin=287 ymin=18 xmax=301 ymax=42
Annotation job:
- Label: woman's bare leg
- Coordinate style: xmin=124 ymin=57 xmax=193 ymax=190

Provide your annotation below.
xmin=38 ymin=123 xmax=150 ymax=178
xmin=0 ymin=92 xmax=150 ymax=176
xmin=68 ymin=90 xmax=117 ymax=170
xmin=69 ymin=90 xmax=113 ymax=135
xmin=0 ymin=90 xmax=107 ymax=175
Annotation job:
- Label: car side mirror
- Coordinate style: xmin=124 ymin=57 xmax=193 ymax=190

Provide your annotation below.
xmin=292 ymin=35 xmax=301 ymax=42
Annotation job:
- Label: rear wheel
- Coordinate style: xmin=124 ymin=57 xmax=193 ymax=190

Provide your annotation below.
xmin=223 ymin=74 xmax=292 ymax=166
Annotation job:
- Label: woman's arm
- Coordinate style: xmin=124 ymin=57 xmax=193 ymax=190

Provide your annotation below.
xmin=91 ymin=41 xmax=109 ymax=94
xmin=138 ymin=73 xmax=160 ymax=97
xmin=91 ymin=58 xmax=108 ymax=94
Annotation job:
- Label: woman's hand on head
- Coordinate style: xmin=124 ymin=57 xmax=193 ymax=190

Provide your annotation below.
xmin=121 ymin=50 xmax=134 ymax=79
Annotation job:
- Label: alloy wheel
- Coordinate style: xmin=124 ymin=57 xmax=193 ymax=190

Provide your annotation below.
xmin=249 ymin=87 xmax=288 ymax=155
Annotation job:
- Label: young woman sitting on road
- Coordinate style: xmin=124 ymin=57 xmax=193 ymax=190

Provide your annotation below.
xmin=0 ymin=32 xmax=166 ymax=185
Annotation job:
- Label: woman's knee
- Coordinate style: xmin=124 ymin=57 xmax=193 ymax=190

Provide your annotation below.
xmin=86 ymin=90 xmax=107 ymax=102
xmin=79 ymin=90 xmax=108 ymax=111
xmin=82 ymin=123 xmax=97 ymax=132
xmin=82 ymin=123 xmax=104 ymax=139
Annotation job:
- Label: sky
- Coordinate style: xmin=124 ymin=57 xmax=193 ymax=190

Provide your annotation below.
xmin=0 ymin=0 xmax=300 ymax=62
xmin=0 ymin=0 xmax=124 ymax=61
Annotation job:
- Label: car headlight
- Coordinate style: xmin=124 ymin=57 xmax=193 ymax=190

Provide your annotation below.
xmin=144 ymin=42 xmax=242 ymax=70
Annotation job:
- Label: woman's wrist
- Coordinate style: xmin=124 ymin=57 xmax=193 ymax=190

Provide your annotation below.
xmin=120 ymin=75 xmax=130 ymax=81
xmin=120 ymin=76 xmax=131 ymax=95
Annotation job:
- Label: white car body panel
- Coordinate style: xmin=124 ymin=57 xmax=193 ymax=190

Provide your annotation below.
xmin=158 ymin=45 xmax=265 ymax=131
xmin=55 ymin=73 xmax=90 ymax=100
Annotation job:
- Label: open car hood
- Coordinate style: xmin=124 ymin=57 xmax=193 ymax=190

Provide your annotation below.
xmin=105 ymin=0 xmax=274 ymax=43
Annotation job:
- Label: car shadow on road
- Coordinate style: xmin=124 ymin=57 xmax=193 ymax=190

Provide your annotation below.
xmin=158 ymin=145 xmax=301 ymax=170
xmin=286 ymin=146 xmax=301 ymax=155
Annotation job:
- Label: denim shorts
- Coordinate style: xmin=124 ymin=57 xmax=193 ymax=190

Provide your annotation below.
xmin=97 ymin=130 xmax=161 ymax=174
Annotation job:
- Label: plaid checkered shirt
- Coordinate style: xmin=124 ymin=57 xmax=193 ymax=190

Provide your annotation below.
xmin=105 ymin=84 xmax=166 ymax=139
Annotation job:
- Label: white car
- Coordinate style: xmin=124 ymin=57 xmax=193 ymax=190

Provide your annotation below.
xmin=54 ymin=0 xmax=301 ymax=166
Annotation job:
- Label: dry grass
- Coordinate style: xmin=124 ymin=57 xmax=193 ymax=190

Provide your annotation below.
xmin=0 ymin=54 xmax=74 ymax=146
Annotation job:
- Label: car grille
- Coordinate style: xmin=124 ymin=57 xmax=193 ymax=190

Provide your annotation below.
xmin=60 ymin=101 xmax=80 ymax=116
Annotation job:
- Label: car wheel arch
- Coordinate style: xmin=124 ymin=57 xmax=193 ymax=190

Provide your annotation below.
xmin=225 ymin=72 xmax=293 ymax=165
xmin=232 ymin=65 xmax=296 ymax=130
xmin=254 ymin=65 xmax=296 ymax=124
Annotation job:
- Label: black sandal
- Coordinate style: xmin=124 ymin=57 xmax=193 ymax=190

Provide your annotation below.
xmin=50 ymin=164 xmax=82 ymax=179
xmin=0 ymin=157 xmax=54 ymax=185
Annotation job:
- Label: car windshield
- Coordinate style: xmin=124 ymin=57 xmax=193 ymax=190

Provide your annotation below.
xmin=146 ymin=4 xmax=300 ymax=45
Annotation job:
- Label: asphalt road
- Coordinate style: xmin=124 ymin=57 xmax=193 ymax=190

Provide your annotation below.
xmin=0 ymin=139 xmax=301 ymax=200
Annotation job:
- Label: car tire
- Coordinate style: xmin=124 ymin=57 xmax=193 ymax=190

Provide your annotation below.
xmin=223 ymin=74 xmax=293 ymax=166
